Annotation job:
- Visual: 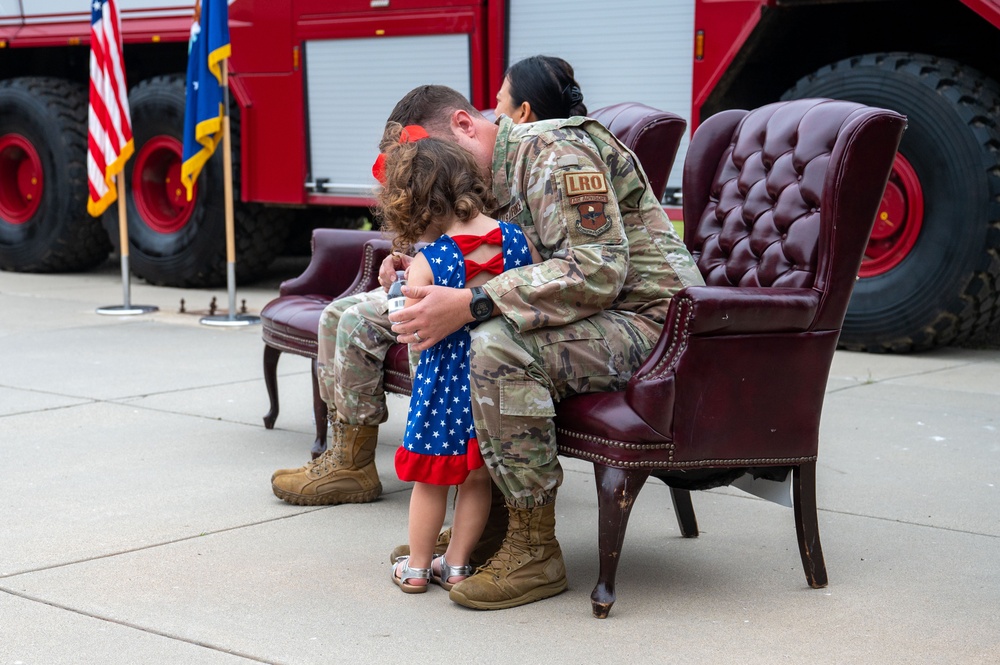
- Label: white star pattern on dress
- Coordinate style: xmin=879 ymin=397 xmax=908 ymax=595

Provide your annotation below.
xmin=399 ymin=222 xmax=530 ymax=479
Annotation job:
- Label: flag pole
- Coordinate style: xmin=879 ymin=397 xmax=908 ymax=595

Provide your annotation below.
xmin=96 ymin=173 xmax=158 ymax=316
xmin=200 ymin=58 xmax=258 ymax=327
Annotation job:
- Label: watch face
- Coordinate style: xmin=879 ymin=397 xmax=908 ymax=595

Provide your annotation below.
xmin=470 ymin=287 xmax=492 ymax=321
xmin=472 ymin=299 xmax=492 ymax=320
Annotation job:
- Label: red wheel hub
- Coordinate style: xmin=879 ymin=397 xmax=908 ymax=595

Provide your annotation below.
xmin=133 ymin=135 xmax=196 ymax=234
xmin=859 ymin=153 xmax=923 ymax=277
xmin=0 ymin=134 xmax=44 ymax=223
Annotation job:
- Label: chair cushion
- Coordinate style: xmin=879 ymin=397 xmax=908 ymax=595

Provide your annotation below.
xmin=554 ymin=391 xmax=676 ymax=466
xmin=260 ymin=294 xmax=330 ymax=357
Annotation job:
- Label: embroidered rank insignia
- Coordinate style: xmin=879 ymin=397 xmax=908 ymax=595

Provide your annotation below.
xmin=564 ymin=172 xmax=607 ymax=196
xmin=576 ymin=201 xmax=610 ymax=236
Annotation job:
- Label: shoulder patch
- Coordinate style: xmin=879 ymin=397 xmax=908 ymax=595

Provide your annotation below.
xmin=575 ymin=201 xmax=611 ymax=236
xmin=563 ymin=171 xmax=608 ymax=196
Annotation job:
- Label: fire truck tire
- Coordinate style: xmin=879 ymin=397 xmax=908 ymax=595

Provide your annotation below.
xmin=0 ymin=77 xmax=111 ymax=272
xmin=112 ymin=74 xmax=289 ymax=288
xmin=782 ymin=53 xmax=1000 ymax=352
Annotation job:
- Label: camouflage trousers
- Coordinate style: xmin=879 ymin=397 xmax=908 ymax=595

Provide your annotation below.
xmin=317 ymin=287 xmax=404 ymax=427
xmin=469 ymin=311 xmax=657 ymax=509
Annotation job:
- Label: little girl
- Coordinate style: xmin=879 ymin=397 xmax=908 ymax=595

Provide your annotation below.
xmin=374 ymin=123 xmax=540 ymax=593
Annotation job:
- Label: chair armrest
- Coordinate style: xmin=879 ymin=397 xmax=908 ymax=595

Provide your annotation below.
xmin=350 ymin=238 xmax=431 ymax=295
xmin=630 ymin=285 xmax=819 ymax=383
xmin=624 ymin=286 xmax=821 ymax=436
xmin=278 ymin=229 xmax=381 ymax=297
xmin=682 ymin=286 xmax=820 ymax=335
xmin=340 ymin=239 xmax=393 ymax=296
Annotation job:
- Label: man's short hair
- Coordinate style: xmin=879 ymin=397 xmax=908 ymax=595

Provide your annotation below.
xmin=382 ymin=85 xmax=481 ymax=149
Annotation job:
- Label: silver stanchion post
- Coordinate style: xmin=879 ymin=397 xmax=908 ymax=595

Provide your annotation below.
xmin=96 ymin=172 xmax=158 ymax=316
xmin=201 ymin=59 xmax=258 ymax=327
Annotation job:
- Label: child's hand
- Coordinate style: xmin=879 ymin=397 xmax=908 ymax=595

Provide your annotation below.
xmin=378 ymin=252 xmax=413 ymax=291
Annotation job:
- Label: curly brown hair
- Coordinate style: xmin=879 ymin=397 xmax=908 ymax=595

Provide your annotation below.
xmin=375 ymin=122 xmax=496 ymax=254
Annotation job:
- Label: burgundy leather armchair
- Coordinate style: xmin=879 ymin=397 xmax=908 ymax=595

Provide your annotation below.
xmin=261 ymin=228 xmax=380 ymax=457
xmin=260 ymin=99 xmax=904 ymax=618
xmin=260 ymin=103 xmax=687 ymax=458
xmin=554 ymin=99 xmax=906 ymax=617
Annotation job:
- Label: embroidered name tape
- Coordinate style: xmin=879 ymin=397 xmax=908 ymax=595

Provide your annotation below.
xmin=564 ymin=172 xmax=608 ymax=196
xmin=499 ymin=200 xmax=524 ymax=222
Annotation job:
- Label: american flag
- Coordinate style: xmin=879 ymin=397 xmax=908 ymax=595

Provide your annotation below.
xmin=87 ymin=0 xmax=134 ymax=217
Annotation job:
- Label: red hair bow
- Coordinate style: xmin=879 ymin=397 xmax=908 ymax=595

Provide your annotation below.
xmin=372 ymin=125 xmax=430 ymax=184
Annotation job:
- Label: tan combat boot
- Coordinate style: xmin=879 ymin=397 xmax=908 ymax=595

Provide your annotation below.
xmin=387 ymin=481 xmax=507 ymax=565
xmin=271 ymin=460 xmax=309 ymax=482
xmin=270 ymin=415 xmax=339 ymax=482
xmin=271 ymin=423 xmax=381 ymax=506
xmin=448 ymin=498 xmax=567 ymax=610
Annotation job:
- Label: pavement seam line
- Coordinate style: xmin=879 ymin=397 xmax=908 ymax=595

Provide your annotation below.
xmin=0 ymin=483 xmax=414 ymax=580
xmin=0 ymin=508 xmax=329 ymax=579
xmin=826 ymin=359 xmax=989 ymax=394
xmin=0 ymin=587 xmax=283 ymax=665
xmin=0 ymin=368 xmax=311 ymax=405
xmin=655 ymin=483 xmax=1000 ymax=539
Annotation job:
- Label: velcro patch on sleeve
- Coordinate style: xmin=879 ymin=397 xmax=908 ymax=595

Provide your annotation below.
xmin=563 ymin=171 xmax=608 ymax=196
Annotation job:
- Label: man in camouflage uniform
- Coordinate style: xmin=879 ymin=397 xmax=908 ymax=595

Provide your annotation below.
xmin=270 ymin=289 xmax=390 ymax=506
xmin=383 ymin=85 xmax=704 ymax=610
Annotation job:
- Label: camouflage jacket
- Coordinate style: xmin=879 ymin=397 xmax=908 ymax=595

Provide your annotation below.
xmin=483 ymin=115 xmax=704 ymax=342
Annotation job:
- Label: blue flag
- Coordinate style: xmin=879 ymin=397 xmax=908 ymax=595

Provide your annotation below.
xmin=181 ymin=0 xmax=230 ymax=201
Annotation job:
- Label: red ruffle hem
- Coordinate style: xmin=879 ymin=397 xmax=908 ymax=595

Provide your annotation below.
xmin=395 ymin=437 xmax=485 ymax=485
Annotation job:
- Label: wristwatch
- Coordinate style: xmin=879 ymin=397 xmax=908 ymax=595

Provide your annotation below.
xmin=469 ymin=286 xmax=493 ymax=322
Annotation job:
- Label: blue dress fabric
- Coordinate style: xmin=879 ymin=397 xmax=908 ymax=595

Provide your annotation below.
xmin=395 ymin=221 xmax=532 ymax=485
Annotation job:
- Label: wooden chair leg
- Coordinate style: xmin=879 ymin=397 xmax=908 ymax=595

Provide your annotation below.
xmin=669 ymin=488 xmax=699 ymax=538
xmin=310 ymin=358 xmax=328 ymax=459
xmin=591 ymin=464 xmax=651 ymax=619
xmin=263 ymin=345 xmax=281 ymax=429
xmin=793 ymin=461 xmax=828 ymax=588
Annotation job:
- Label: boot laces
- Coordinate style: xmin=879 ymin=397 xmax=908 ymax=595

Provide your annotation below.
xmin=306 ymin=424 xmax=349 ymax=477
xmin=330 ymin=422 xmax=350 ymax=466
xmin=480 ymin=515 xmax=532 ymax=576
xmin=305 ymin=448 xmax=340 ymax=477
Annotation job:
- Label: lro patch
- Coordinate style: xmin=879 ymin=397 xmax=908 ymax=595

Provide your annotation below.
xmin=564 ymin=171 xmax=611 ymax=237
xmin=564 ymin=172 xmax=607 ymax=196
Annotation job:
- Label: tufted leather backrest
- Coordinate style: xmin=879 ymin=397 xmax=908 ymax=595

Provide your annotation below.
xmin=683 ymin=98 xmax=906 ymax=330
xmin=590 ymin=102 xmax=686 ymax=202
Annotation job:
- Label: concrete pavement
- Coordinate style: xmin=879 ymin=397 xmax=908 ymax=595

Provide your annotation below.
xmin=1 ymin=259 xmax=998 ymax=664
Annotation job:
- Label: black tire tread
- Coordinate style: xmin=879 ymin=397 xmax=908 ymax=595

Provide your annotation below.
xmin=125 ymin=74 xmax=289 ymax=288
xmin=0 ymin=77 xmax=111 ymax=272
xmin=784 ymin=53 xmax=1000 ymax=352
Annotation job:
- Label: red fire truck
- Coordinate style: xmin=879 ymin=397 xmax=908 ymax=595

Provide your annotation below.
xmin=1 ymin=0 xmax=997 ymax=352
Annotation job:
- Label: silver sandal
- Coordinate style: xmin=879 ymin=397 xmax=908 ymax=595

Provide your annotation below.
xmin=431 ymin=554 xmax=473 ymax=591
xmin=392 ymin=556 xmax=431 ymax=594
